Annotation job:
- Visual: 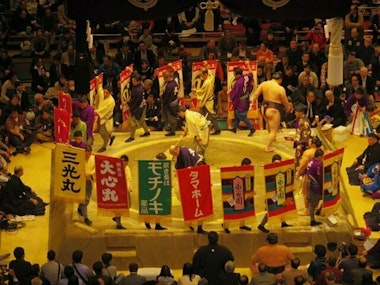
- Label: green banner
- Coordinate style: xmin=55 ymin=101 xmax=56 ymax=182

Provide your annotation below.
xmin=138 ymin=160 xmax=171 ymax=215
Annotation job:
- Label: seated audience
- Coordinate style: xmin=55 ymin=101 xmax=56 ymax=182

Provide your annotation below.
xmin=157 ymin=265 xmax=176 ymax=285
xmin=31 ymin=29 xmax=50 ymax=58
xmin=5 ymin=109 xmax=34 ymax=154
xmin=35 ymin=109 xmax=54 ymax=143
xmin=250 ymin=263 xmax=276 ymax=285
xmin=120 ymin=262 xmax=146 ymax=285
xmin=2 ymin=165 xmax=46 ymax=216
xmin=218 ymin=261 xmax=240 ymax=285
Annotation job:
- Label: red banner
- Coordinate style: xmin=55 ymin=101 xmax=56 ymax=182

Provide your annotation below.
xmin=54 ymin=107 xmax=71 ymax=144
xmin=95 ymin=155 xmax=129 ymax=213
xmin=120 ymin=65 xmax=133 ymax=121
xmin=177 ymin=164 xmax=213 ymax=222
xmin=58 ymin=91 xmax=72 ymax=114
xmin=89 ymin=77 xmax=96 ymax=106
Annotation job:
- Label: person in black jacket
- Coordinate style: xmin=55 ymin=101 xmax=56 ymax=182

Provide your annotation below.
xmin=193 ymin=231 xmax=234 ymax=285
xmin=125 ymin=73 xmax=150 ymax=143
xmin=346 ymin=133 xmax=380 ymax=185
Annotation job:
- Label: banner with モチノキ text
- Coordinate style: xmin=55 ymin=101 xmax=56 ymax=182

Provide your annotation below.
xmin=264 ymin=158 xmax=297 ymax=220
xmin=177 ymin=164 xmax=213 ymax=222
xmin=138 ymin=160 xmax=172 ymax=220
xmin=53 ymin=143 xmax=86 ymax=202
xmin=322 ymin=148 xmax=344 ymax=215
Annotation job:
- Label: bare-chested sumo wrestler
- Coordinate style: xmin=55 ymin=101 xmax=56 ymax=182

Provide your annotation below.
xmin=252 ymin=72 xmax=291 ymax=152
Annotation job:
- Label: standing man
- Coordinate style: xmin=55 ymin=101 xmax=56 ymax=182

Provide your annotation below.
xmin=305 ymin=149 xmax=324 ymax=226
xmin=194 ymin=67 xmax=220 ymax=135
xmin=125 ymin=73 xmax=150 ymax=143
xmin=78 ymin=145 xmax=95 ymax=226
xmin=161 ymin=71 xmax=179 ymax=136
xmin=228 ymin=61 xmax=255 ymax=137
xmin=253 ymin=72 xmax=291 ymax=152
xmin=177 ymin=105 xmax=210 ymax=156
xmin=95 ymin=86 xmax=115 ymax=153
xmin=192 ymin=231 xmax=234 ymax=285
xmin=169 ymin=145 xmax=206 ymax=234
xmin=250 ymin=233 xmax=294 ymax=279
xmin=72 ymin=96 xmax=95 ymax=145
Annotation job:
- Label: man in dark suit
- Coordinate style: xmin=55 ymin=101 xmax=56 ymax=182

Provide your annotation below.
xmin=359 ymin=66 xmax=375 ymax=96
xmin=48 ymin=55 xmax=69 ymax=86
xmin=120 ymin=263 xmax=146 ymax=285
xmin=115 ymin=44 xmax=133 ymax=70
xmin=351 ymin=257 xmax=373 ymax=285
xmin=133 ymin=41 xmax=155 ymax=69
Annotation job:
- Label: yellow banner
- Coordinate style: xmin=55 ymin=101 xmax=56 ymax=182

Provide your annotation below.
xmin=53 ymin=144 xmax=86 ymax=203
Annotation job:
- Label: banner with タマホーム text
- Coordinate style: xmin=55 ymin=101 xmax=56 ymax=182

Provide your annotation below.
xmin=177 ymin=164 xmax=213 ymax=222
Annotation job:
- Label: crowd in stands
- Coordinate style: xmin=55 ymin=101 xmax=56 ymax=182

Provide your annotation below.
xmin=5 ymin=232 xmax=380 ymax=285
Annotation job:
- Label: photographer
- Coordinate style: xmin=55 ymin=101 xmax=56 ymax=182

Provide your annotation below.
xmin=306 ymin=22 xmax=327 ymax=51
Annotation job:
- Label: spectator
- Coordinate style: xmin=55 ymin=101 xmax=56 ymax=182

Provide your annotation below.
xmin=351 ymin=256 xmax=373 ymax=285
xmin=70 ymin=250 xmax=93 ymax=284
xmin=306 ymin=22 xmax=327 ymax=50
xmin=315 ymin=256 xmax=342 ymax=285
xmin=61 ymin=44 xmax=76 ymax=74
xmin=5 ymin=109 xmax=34 ymax=154
xmin=120 ymin=262 xmax=146 ymax=285
xmin=308 ymin=245 xmax=327 ymax=282
xmin=31 ymin=57 xmax=48 ymax=94
xmin=218 ymin=261 xmax=240 ymax=285
xmin=41 ymin=250 xmax=64 ymax=285
xmin=114 ymin=44 xmax=133 ymax=70
xmin=40 ymin=7 xmax=57 ymax=45
xmin=250 ymin=263 xmax=276 ymax=285
xmin=356 ymin=37 xmax=376 ymax=67
xmin=2 ymin=165 xmax=46 ymax=216
xmin=193 ymin=231 xmax=234 ymax=285
xmin=8 ymin=247 xmax=32 ymax=285
xmin=31 ymin=29 xmax=50 ymax=58
xmin=219 ymin=30 xmax=237 ymax=58
xmin=0 ymin=49 xmax=13 ymax=81
xmin=298 ymin=65 xmax=319 ymax=89
xmin=13 ymin=81 xmax=30 ymax=111
xmin=343 ymin=52 xmax=364 ymax=81
xmin=344 ymin=5 xmax=364 ymax=38
xmin=231 ymin=39 xmax=252 ymax=60
xmin=133 ymin=41 xmax=156 ymax=69
xmin=178 ymin=4 xmax=202 ymax=32
xmin=282 ymin=258 xmax=311 ymax=285
xmin=35 ymin=109 xmax=54 ymax=143
xmin=344 ymin=27 xmax=363 ymax=57
xmin=1 ymin=72 xmax=18 ymax=103
xmin=157 ymin=265 xmax=176 ymax=285
xmin=88 ymin=261 xmax=112 ymax=285
xmin=338 ymin=244 xmax=360 ymax=285
xmin=250 ymin=233 xmax=294 ymax=279
xmin=178 ymin=263 xmax=201 ymax=285
xmin=285 ymin=40 xmax=302 ymax=69
xmin=98 ymin=55 xmax=122 ymax=84
xmin=198 ymin=39 xmax=219 ymax=60
xmin=370 ymin=8 xmax=380 ymax=45
xmin=56 ymin=28 xmax=76 ymax=56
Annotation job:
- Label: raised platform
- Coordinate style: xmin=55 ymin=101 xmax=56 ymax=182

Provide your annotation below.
xmin=49 ymin=129 xmax=355 ymax=270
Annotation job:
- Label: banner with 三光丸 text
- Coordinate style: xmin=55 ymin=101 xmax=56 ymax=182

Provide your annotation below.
xmin=53 ymin=143 xmax=86 ymax=202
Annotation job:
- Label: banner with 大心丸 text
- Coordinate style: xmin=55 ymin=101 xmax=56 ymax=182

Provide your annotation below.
xmin=322 ymin=148 xmax=344 ymax=215
xmin=138 ymin=160 xmax=172 ymax=219
xmin=264 ymin=158 xmax=297 ymax=220
xmin=95 ymin=155 xmax=129 ymax=215
xmin=53 ymin=143 xmax=86 ymax=203
xmin=177 ymin=164 xmax=213 ymax=222
xmin=221 ymin=165 xmax=255 ymax=221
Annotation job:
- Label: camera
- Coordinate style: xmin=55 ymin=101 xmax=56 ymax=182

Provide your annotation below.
xmin=337 ymin=242 xmax=349 ymax=258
